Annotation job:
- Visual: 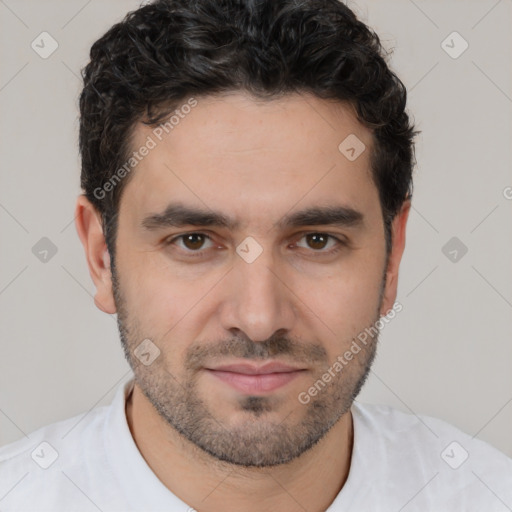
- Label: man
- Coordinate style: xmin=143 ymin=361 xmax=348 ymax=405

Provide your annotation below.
xmin=1 ymin=0 xmax=511 ymax=510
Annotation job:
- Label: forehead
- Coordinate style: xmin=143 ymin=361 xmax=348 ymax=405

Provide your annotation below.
xmin=120 ymin=92 xmax=379 ymax=231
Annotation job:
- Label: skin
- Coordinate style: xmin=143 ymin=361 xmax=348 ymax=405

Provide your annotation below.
xmin=75 ymin=91 xmax=410 ymax=512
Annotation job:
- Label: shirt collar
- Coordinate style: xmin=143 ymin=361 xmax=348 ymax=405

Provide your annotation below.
xmin=103 ymin=375 xmax=191 ymax=511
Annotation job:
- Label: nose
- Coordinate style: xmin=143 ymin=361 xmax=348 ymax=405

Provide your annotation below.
xmin=218 ymin=246 xmax=297 ymax=343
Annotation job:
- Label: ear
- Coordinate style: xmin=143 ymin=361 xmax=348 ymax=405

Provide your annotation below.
xmin=380 ymin=199 xmax=411 ymax=316
xmin=74 ymin=195 xmax=117 ymax=314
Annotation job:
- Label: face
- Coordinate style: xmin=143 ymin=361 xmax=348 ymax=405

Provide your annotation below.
xmin=99 ymin=92 xmax=402 ymax=467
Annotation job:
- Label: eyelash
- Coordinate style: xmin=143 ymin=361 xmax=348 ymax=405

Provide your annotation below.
xmin=163 ymin=232 xmax=347 ymax=258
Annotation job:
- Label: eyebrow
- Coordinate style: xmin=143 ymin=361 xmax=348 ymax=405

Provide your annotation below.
xmin=141 ymin=203 xmax=364 ymax=232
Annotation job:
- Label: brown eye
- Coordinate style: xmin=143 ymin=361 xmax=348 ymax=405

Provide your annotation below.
xmin=166 ymin=233 xmax=215 ymax=253
xmin=305 ymin=233 xmax=329 ymax=250
xmin=295 ymin=233 xmax=345 ymax=254
xmin=180 ymin=233 xmax=209 ymax=251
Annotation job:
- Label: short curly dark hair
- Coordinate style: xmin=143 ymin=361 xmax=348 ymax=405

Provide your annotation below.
xmin=79 ymin=0 xmax=418 ymax=261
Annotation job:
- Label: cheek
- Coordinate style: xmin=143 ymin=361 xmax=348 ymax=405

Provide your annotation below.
xmin=115 ymin=247 xmax=175 ymax=324
xmin=303 ymin=249 xmax=385 ymax=347
xmin=116 ymin=247 xmax=218 ymax=348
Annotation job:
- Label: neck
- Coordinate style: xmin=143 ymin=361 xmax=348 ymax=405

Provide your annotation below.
xmin=126 ymin=383 xmax=353 ymax=512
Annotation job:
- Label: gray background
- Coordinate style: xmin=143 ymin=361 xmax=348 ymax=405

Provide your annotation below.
xmin=1 ymin=0 xmax=511 ymax=458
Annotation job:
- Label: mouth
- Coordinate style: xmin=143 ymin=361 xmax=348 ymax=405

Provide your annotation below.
xmin=204 ymin=361 xmax=308 ymax=394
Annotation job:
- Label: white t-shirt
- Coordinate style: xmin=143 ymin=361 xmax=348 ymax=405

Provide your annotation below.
xmin=1 ymin=376 xmax=511 ymax=512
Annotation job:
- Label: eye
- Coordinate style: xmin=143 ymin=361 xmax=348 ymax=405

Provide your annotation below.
xmin=163 ymin=231 xmax=346 ymax=259
xmin=166 ymin=233 xmax=215 ymax=253
xmin=295 ymin=233 xmax=345 ymax=253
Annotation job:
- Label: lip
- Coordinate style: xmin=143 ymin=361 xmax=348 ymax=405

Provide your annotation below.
xmin=205 ymin=361 xmax=307 ymax=394
xmin=207 ymin=362 xmax=305 ymax=374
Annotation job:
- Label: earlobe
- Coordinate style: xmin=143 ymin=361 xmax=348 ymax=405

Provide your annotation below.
xmin=74 ymin=195 xmax=117 ymax=314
